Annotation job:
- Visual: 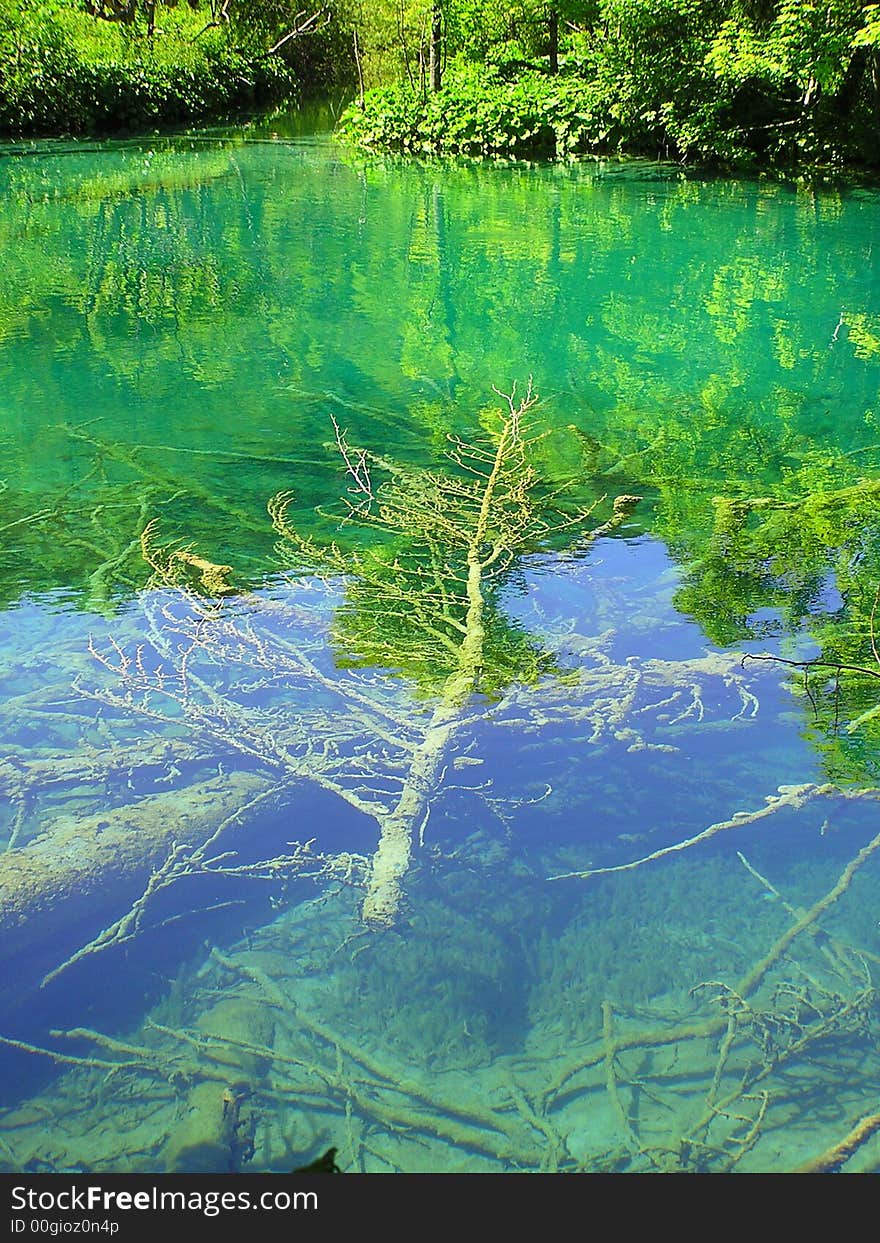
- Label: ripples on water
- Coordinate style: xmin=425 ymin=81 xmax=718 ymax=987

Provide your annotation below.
xmin=0 ymin=124 xmax=879 ymax=1173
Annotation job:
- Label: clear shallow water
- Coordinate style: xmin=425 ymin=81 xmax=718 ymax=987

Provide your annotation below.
xmin=1 ymin=125 xmax=879 ymax=1173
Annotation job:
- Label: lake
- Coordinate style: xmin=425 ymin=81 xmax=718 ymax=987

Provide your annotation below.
xmin=1 ymin=118 xmax=879 ymax=1173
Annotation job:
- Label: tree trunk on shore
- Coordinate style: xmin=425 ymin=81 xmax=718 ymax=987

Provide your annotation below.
xmin=429 ymin=3 xmax=442 ymax=92
xmin=548 ymin=9 xmax=558 ymax=75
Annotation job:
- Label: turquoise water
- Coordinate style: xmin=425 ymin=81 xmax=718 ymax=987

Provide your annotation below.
xmin=1 ymin=123 xmax=879 ymax=1173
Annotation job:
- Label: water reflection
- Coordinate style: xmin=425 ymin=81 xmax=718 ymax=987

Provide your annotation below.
xmin=1 ymin=135 xmax=879 ymax=1173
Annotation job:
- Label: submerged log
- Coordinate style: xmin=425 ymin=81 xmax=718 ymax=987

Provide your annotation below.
xmin=795 ymin=1112 xmax=880 ymax=1173
xmin=354 ymin=403 xmax=641 ymax=928
xmin=0 ymin=771 xmax=276 ymax=981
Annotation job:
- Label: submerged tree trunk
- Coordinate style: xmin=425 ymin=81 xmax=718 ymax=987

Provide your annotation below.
xmin=361 ymin=702 xmax=465 ymax=927
xmin=0 ymin=772 xmax=275 ymax=980
xmin=360 ymin=422 xmax=643 ymax=928
xmin=360 ymin=546 xmax=488 ymax=926
xmin=361 ymin=419 xmax=507 ymax=926
xmin=264 ymin=401 xmax=643 ymax=930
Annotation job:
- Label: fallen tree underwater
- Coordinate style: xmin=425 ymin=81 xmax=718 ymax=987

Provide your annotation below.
xmin=0 ymin=384 xmax=838 ymax=981
xmin=269 ymin=385 xmax=643 ymax=928
xmin=0 ymin=771 xmax=271 ymax=969
xmin=1 ymin=390 xmax=880 ymax=1172
xmin=0 ymin=385 xmax=783 ymax=981
xmin=2 ymin=824 xmax=879 ymax=1174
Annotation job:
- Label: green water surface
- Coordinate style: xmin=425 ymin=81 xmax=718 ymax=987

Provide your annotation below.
xmin=0 ymin=123 xmax=879 ymax=1174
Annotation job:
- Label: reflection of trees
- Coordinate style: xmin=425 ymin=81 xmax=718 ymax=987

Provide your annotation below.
xmin=668 ymin=466 xmax=880 ymax=783
xmin=0 ymin=423 xmax=275 ymax=613
xmin=3 ymin=145 xmax=879 ymax=609
xmin=3 ymin=141 xmax=880 ymax=802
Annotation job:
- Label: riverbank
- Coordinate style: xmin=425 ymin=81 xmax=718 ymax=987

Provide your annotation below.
xmin=6 ymin=1 xmax=878 ymax=173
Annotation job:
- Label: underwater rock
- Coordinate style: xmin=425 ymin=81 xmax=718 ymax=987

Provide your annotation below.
xmin=163 ymin=1080 xmax=254 ymax=1174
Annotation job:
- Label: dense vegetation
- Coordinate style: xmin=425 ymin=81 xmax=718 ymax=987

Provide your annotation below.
xmin=2 ymin=0 xmax=879 ymax=167
xmin=0 ymin=0 xmax=346 ymax=135
xmin=339 ymin=0 xmax=880 ymax=168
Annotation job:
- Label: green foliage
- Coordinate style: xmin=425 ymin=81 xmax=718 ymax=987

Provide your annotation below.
xmin=0 ymin=1 xmax=297 ymax=136
xmin=341 ymin=0 xmax=880 ymax=167
xmin=333 ymin=0 xmax=589 ymax=94
xmin=337 ymin=61 xmax=611 ymax=156
xmin=670 ymin=471 xmax=880 ymax=783
xmin=3 ymin=0 xmax=876 ymax=159
xmin=853 ymin=4 xmax=880 ymax=48
xmin=701 ymin=0 xmax=876 ymax=163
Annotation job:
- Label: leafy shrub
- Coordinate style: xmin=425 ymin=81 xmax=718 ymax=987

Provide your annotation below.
xmin=337 ymin=61 xmax=616 ymax=158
